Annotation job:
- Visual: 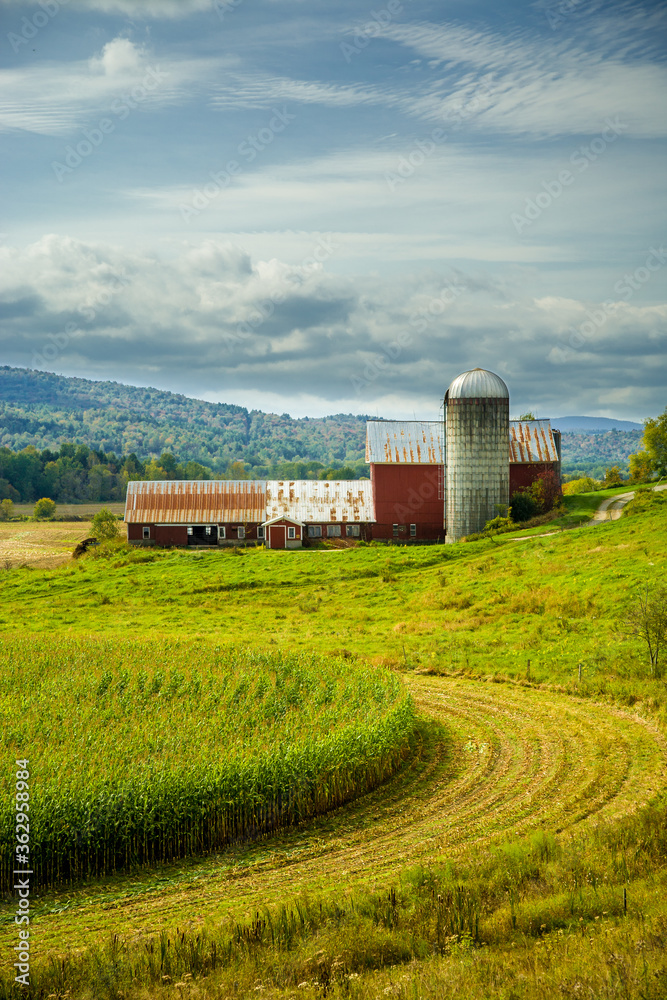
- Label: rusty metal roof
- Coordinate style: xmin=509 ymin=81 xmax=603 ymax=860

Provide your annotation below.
xmin=125 ymin=480 xmax=267 ymax=523
xmin=365 ymin=421 xmax=444 ymax=464
xmin=265 ymin=480 xmax=375 ymax=523
xmin=509 ymin=420 xmax=559 ymax=463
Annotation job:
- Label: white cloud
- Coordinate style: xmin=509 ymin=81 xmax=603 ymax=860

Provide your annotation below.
xmin=89 ymin=37 xmax=145 ymax=76
xmin=0 ymin=0 xmax=212 ymax=16
xmin=0 ymin=37 xmax=223 ymax=135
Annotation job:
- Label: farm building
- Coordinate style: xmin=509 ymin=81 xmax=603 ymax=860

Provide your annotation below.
xmin=124 ymin=368 xmax=561 ymax=546
xmin=125 ymin=478 xmax=374 ymax=549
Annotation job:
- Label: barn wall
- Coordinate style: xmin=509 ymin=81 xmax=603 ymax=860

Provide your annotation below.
xmin=372 ymin=465 xmax=443 ymax=529
xmin=510 ymin=463 xmax=558 ymax=494
xmin=155 ymin=525 xmax=189 ymax=547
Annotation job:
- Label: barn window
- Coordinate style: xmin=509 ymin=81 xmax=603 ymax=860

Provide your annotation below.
xmin=257 ymin=526 xmax=265 ymax=539
xmin=287 ymin=526 xmax=296 ymax=540
xmin=142 ymin=526 xmax=150 ymax=539
xmin=392 ymin=523 xmax=399 ymax=537
xmin=327 ymin=524 xmax=341 ymax=537
xmin=307 ymin=525 xmax=322 ymax=538
xmin=187 ymin=526 xmax=193 ymax=536
xmin=410 ymin=523 xmax=417 ymax=537
xmin=205 ymin=526 xmax=212 ymax=536
xmin=237 ymin=526 xmax=245 ymax=540
xmin=346 ymin=524 xmax=360 ymax=538
xmin=218 ymin=526 xmax=226 ymax=539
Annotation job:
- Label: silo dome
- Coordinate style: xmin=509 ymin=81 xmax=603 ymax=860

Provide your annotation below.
xmin=446 ymin=368 xmax=509 ymax=400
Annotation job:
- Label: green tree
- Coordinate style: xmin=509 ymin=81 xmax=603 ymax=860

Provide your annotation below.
xmin=641 ymin=409 xmax=667 ymax=476
xmin=517 ymin=411 xmax=536 ymax=420
xmin=90 ymin=508 xmax=120 ymax=542
xmin=0 ymin=498 xmax=14 ymax=521
xmin=33 ymin=497 xmax=57 ymax=519
xmin=603 ymin=465 xmax=624 ymax=488
xmin=628 ymin=450 xmax=655 ymax=485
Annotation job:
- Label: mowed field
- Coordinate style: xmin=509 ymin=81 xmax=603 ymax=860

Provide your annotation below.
xmin=0 ymin=507 xmax=126 ymax=569
xmin=0 ymin=496 xmax=666 ymax=999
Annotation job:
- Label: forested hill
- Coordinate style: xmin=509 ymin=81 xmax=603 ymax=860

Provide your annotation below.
xmin=0 ymin=367 xmax=368 ymax=473
xmin=0 ymin=367 xmax=644 ymax=488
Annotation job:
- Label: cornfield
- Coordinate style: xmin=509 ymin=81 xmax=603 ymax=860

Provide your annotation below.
xmin=0 ymin=637 xmax=415 ymax=891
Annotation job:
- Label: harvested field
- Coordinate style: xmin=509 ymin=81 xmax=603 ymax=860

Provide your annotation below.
xmin=1 ymin=674 xmax=663 ymax=976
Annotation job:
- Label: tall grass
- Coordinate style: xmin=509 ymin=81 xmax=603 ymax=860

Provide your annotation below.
xmin=0 ymin=638 xmax=415 ymax=890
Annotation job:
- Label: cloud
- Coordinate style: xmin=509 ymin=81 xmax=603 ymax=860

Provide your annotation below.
xmin=0 ymin=235 xmax=664 ymax=421
xmin=0 ymin=37 xmax=222 ymax=135
xmin=0 ymin=0 xmax=212 ymax=17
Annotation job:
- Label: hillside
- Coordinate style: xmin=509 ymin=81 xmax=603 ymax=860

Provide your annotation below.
xmin=0 ymin=367 xmax=368 ymax=474
xmin=0 ymin=497 xmax=665 ymax=998
xmin=0 ymin=366 xmax=644 ymax=481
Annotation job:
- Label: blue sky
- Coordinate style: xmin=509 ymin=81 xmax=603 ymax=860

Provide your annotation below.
xmin=0 ymin=0 xmax=665 ymax=421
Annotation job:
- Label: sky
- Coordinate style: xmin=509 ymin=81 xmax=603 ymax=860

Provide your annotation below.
xmin=0 ymin=0 xmax=665 ymax=422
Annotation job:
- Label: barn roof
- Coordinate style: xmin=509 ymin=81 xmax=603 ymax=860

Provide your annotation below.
xmin=125 ymin=480 xmax=267 ymax=524
xmin=509 ymin=420 xmax=560 ymax=464
xmin=265 ymin=480 xmax=375 ymax=523
xmin=366 ymin=419 xmax=559 ymax=464
xmin=365 ymin=421 xmax=444 ymax=464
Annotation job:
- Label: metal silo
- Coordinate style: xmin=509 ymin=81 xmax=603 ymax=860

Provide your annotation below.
xmin=445 ymin=368 xmax=510 ymax=541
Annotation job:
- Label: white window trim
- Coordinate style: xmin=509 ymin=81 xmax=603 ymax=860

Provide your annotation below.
xmin=142 ymin=526 xmax=150 ymax=539
xmin=287 ymin=526 xmax=296 ymax=539
xmin=410 ymin=523 xmax=417 ymax=537
xmin=257 ymin=526 xmax=265 ymax=539
xmin=219 ymin=526 xmax=226 ymax=539
xmin=237 ymin=526 xmax=245 ymax=540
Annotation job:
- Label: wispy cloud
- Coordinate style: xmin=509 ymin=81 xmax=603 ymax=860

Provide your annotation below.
xmin=0 ymin=38 xmax=223 ymax=135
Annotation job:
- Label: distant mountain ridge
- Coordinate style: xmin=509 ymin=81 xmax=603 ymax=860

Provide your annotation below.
xmin=552 ymin=416 xmax=643 ymax=432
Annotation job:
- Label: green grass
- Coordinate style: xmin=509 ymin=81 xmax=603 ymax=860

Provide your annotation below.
xmin=1 ymin=498 xmax=666 ymax=999
xmin=1 ymin=500 xmax=664 ymax=698
xmin=0 ymin=640 xmax=414 ymax=891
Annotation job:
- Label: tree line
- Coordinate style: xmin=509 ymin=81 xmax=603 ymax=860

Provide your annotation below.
xmin=0 ymin=442 xmax=368 ymax=505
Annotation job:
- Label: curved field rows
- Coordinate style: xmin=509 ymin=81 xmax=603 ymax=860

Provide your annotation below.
xmin=2 ymin=677 xmax=666 ymax=960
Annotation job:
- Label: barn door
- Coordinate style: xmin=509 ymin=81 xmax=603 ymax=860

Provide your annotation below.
xmin=269 ymin=525 xmax=286 ymax=549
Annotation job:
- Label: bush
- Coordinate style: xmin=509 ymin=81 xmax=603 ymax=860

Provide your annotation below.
xmin=0 ymin=499 xmax=14 ymax=522
xmin=33 ymin=497 xmax=57 ymax=520
xmin=623 ymin=490 xmax=667 ymax=517
xmin=510 ymin=491 xmax=538 ymax=522
xmin=90 ymin=508 xmax=121 ymax=542
xmin=562 ymin=477 xmax=602 ymax=495
xmin=483 ymin=516 xmax=513 ymax=532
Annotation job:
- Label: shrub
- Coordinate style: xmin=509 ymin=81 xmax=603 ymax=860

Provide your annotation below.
xmin=510 ymin=491 xmax=538 ymax=522
xmin=484 ymin=516 xmax=513 ymax=532
xmin=562 ymin=477 xmax=602 ymax=495
xmin=90 ymin=507 xmax=121 ymax=542
xmin=0 ymin=498 xmax=14 ymax=521
xmin=33 ymin=497 xmax=56 ymax=520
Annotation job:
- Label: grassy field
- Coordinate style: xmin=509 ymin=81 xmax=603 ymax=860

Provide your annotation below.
xmin=0 ymin=493 xmax=666 ymax=998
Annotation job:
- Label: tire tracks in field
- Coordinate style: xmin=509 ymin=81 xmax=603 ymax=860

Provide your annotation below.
xmin=4 ymin=676 xmax=666 ymax=955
